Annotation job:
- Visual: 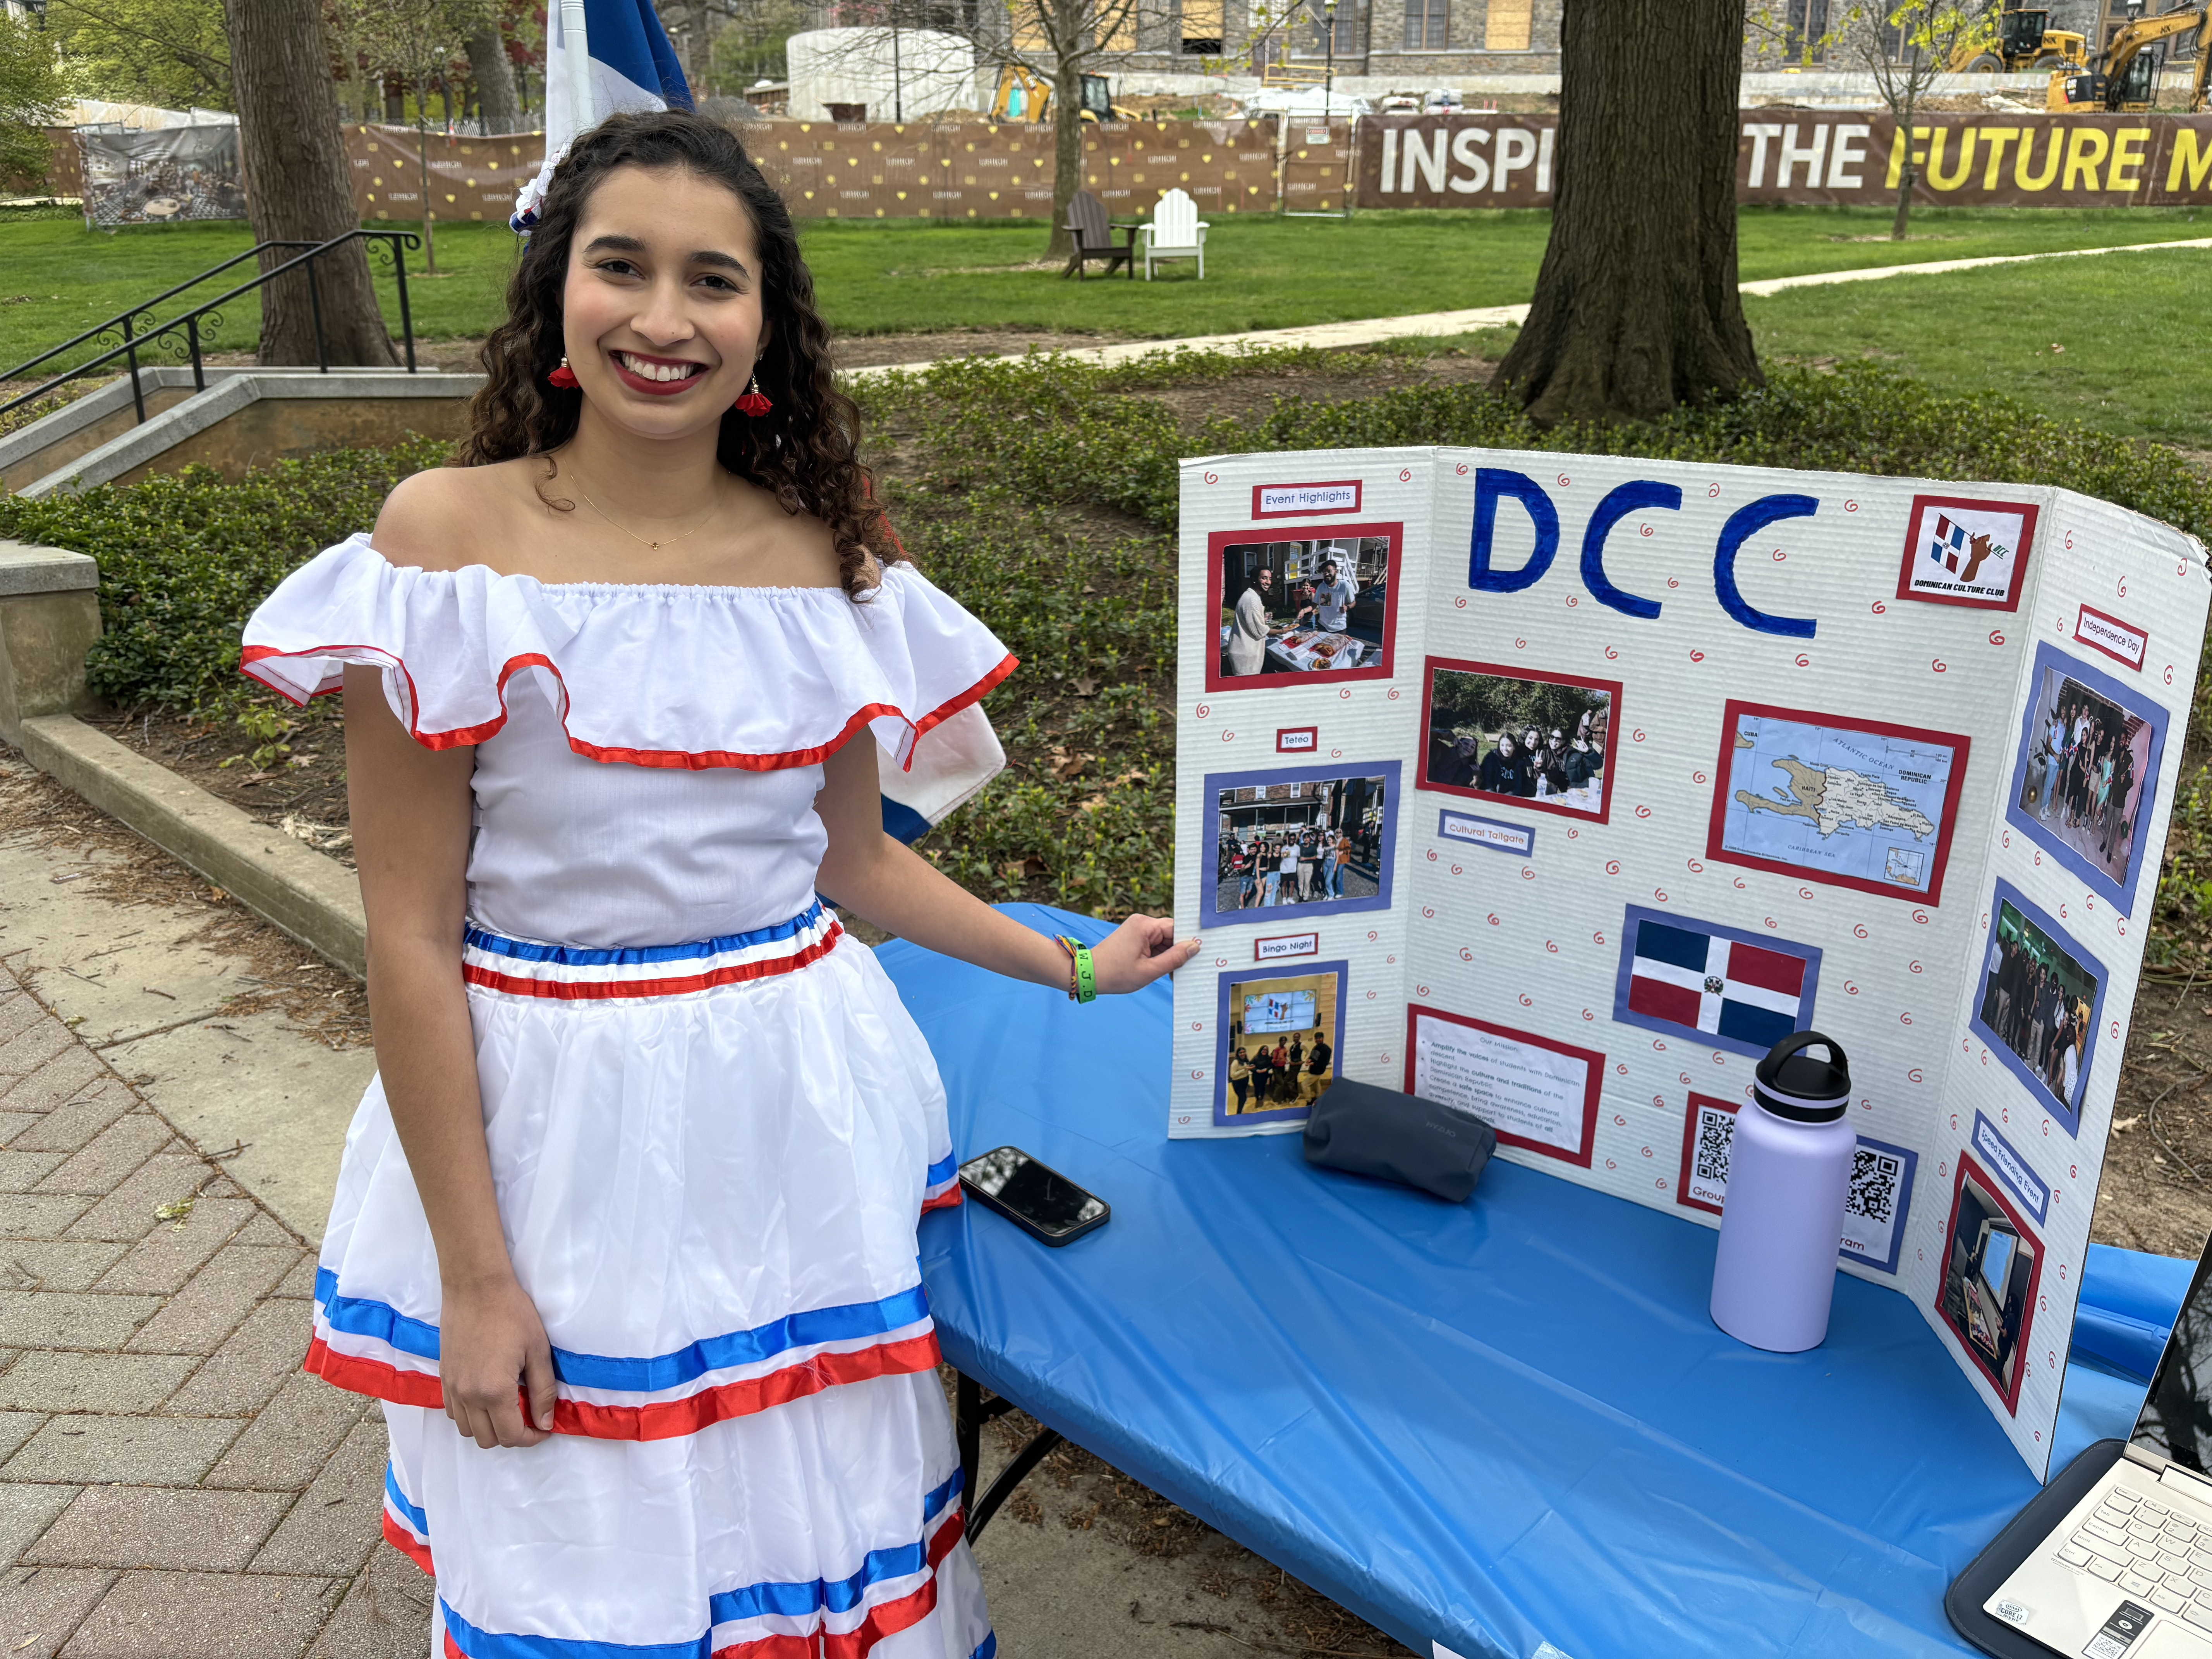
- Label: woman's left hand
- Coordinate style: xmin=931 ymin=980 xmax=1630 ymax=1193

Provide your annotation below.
xmin=1086 ymin=915 xmax=1200 ymax=994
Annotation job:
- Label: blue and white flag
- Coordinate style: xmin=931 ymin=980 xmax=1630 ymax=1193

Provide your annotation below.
xmin=513 ymin=0 xmax=692 ymax=230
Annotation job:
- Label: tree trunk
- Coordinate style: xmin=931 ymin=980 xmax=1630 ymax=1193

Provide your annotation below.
xmin=1494 ymin=0 xmax=1760 ymax=426
xmin=1891 ymin=57 xmax=1921 ymax=239
xmin=1047 ymin=51 xmax=1084 ymax=256
xmin=467 ymin=23 xmax=522 ymax=133
xmin=223 ymin=0 xmax=397 ymax=367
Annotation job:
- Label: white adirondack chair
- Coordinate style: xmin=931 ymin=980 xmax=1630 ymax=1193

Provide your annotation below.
xmin=1139 ymin=189 xmax=1208 ymax=280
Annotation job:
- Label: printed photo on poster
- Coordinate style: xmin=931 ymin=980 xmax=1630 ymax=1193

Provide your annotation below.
xmin=1674 ymin=1095 xmax=1914 ymax=1274
xmin=1214 ymin=962 xmax=1345 ymax=1128
xmin=1202 ymin=761 xmax=1398 ymax=929
xmin=1706 ymin=700 xmax=1968 ymax=904
xmin=1896 ymin=493 xmax=2039 ymax=612
xmin=1206 ymin=522 xmax=1400 ymax=691
xmin=1404 ymin=1007 xmax=1601 ymax=1167
xmin=2005 ymin=641 xmax=2170 ymax=912
xmin=1937 ymin=1154 xmax=2045 ymax=1415
xmin=1613 ymin=903 xmax=1822 ymax=1061
xmin=1970 ymin=878 xmax=2106 ymax=1138
xmin=1419 ymin=657 xmax=1620 ymax=823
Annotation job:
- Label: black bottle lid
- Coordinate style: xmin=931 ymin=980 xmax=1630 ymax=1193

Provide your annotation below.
xmin=1753 ymin=1030 xmax=1851 ymax=1124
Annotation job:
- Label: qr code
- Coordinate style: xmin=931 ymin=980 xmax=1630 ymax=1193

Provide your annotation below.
xmin=1693 ymin=1106 xmax=1735 ymax=1188
xmin=1848 ymin=1147 xmax=1904 ymax=1225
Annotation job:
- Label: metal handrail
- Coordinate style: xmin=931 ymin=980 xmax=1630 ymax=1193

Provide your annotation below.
xmin=1 ymin=239 xmax=316 ymax=389
xmin=0 ymin=228 xmax=421 ymax=427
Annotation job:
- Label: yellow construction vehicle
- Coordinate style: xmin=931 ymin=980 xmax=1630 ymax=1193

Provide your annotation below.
xmin=2049 ymin=3 xmax=2212 ymax=110
xmin=989 ymin=65 xmax=1138 ymax=122
xmin=1954 ymin=5 xmax=2088 ymax=71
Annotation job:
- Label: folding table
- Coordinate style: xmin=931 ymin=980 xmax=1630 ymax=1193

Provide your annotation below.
xmin=886 ymin=904 xmax=2191 ymax=1659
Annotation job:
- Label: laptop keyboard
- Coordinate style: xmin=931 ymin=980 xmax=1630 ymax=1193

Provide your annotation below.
xmin=2059 ymin=1484 xmax=2212 ymax=1628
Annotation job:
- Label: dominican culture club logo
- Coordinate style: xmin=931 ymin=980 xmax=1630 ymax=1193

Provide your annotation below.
xmin=1901 ymin=498 xmax=2034 ymax=608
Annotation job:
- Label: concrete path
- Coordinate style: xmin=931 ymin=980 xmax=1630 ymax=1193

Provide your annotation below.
xmin=843 ymin=235 xmax=2211 ymax=380
xmin=0 ymin=963 xmax=416 ymax=1659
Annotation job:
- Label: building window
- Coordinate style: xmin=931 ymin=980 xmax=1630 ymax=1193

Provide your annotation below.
xmin=1484 ymin=0 xmax=1531 ymax=49
xmin=1404 ymin=0 xmax=1446 ymax=48
xmin=1291 ymin=0 xmax=1367 ymax=57
xmin=1092 ymin=0 xmax=1136 ymax=51
xmin=1183 ymin=0 xmax=1224 ymax=52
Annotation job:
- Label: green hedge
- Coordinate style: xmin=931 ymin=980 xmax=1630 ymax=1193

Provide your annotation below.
xmin=857 ymin=352 xmax=2212 ymax=543
xmin=0 ymin=438 xmax=449 ymax=712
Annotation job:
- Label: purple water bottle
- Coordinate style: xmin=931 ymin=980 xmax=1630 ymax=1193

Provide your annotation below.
xmin=1709 ymin=1031 xmax=1855 ymax=1353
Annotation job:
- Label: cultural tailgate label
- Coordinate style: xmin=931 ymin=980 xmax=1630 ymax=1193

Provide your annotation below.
xmin=1169 ymin=443 xmax=2210 ymax=1479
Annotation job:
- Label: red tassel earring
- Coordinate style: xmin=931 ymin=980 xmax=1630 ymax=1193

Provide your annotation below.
xmin=734 ymin=373 xmax=772 ymax=417
xmin=548 ymin=354 xmax=580 ymax=389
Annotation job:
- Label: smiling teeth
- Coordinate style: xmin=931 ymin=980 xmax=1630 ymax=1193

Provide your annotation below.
xmin=616 ymin=353 xmax=702 ymax=383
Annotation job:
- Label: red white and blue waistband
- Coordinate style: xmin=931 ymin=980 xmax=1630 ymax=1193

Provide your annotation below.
xmin=310 ymin=1263 xmax=947 ymax=1440
xmin=462 ymin=903 xmax=842 ymax=1001
xmin=386 ymin=1462 xmax=994 ymax=1659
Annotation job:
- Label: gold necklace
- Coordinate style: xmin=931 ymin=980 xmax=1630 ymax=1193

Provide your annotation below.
xmin=571 ymin=479 xmax=719 ymax=554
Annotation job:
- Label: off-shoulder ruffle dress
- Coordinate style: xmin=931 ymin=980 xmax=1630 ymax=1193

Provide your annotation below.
xmin=240 ymin=536 xmax=1014 ymax=1659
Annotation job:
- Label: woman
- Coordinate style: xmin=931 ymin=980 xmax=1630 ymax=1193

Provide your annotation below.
xmin=1278 ymin=839 xmax=1300 ymax=906
xmin=1319 ymin=834 xmax=1338 ymax=902
xmin=2040 ymin=704 xmax=2068 ymax=819
xmin=238 ymin=113 xmax=1193 ymax=1659
xmin=1229 ymin=1046 xmax=1252 ymax=1113
xmin=1261 ymin=839 xmax=1282 ymax=906
xmin=1271 ymin=1039 xmax=1293 ymax=1102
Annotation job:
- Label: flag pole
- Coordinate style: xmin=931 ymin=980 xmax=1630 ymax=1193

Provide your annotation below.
xmin=562 ymin=0 xmax=593 ymax=139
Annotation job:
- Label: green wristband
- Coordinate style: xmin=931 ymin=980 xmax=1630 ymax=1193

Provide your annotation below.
xmin=1055 ymin=934 xmax=1098 ymax=1004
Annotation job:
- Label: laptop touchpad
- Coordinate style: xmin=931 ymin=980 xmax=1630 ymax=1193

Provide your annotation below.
xmin=2143 ymin=1621 xmax=2212 ymax=1656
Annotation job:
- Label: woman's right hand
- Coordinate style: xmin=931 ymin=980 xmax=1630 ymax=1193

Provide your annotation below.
xmin=439 ymin=1272 xmax=558 ymax=1448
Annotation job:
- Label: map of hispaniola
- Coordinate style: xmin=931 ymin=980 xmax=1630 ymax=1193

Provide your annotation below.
xmin=1719 ymin=714 xmax=1957 ymax=891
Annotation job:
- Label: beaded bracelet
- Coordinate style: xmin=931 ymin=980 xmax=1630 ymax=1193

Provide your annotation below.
xmin=1053 ymin=934 xmax=1097 ymax=1004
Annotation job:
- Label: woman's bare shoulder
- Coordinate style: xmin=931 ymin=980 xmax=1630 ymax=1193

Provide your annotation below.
xmin=371 ymin=460 xmax=550 ymax=573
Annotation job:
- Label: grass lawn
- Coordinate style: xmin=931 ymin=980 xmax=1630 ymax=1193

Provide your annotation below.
xmin=2 ymin=203 xmax=2208 ymax=381
xmin=1742 ymin=244 xmax=2212 ymax=448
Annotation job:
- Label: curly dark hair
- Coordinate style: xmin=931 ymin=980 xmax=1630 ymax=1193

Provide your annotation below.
xmin=458 ymin=109 xmax=894 ymax=598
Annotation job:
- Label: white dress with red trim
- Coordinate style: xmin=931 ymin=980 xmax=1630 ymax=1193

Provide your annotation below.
xmin=240 ymin=538 xmax=1012 ymax=1659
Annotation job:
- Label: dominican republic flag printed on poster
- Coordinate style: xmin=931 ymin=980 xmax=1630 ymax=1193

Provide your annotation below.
xmin=1613 ymin=907 xmax=1821 ymax=1059
xmin=514 ymin=0 xmax=692 ymax=229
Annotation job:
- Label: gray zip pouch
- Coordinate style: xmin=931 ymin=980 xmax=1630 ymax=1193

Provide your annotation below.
xmin=1301 ymin=1078 xmax=1497 ymax=1203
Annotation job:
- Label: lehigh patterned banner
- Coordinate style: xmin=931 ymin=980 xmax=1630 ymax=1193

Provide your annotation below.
xmin=752 ymin=117 xmax=1279 ymax=219
xmin=345 ymin=125 xmax=544 ymax=223
xmin=1282 ymin=119 xmax=1354 ymax=213
xmin=338 ymin=118 xmax=1280 ymax=224
xmin=1360 ymin=112 xmax=2212 ymax=208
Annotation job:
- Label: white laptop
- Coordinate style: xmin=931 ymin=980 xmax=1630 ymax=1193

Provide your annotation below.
xmin=1984 ymin=1239 xmax=2212 ymax=1658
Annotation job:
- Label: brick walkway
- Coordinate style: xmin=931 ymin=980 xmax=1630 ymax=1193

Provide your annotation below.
xmin=0 ymin=965 xmax=423 ymax=1659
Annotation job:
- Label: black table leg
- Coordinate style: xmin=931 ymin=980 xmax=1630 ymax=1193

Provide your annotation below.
xmin=953 ymin=1370 xmax=1065 ymax=1545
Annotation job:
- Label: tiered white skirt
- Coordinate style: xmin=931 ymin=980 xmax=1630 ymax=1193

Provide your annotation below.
xmin=307 ymin=905 xmax=992 ymax=1659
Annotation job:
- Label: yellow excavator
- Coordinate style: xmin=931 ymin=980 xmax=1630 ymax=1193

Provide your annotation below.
xmin=989 ymin=65 xmax=1139 ymax=122
xmin=2049 ymin=3 xmax=2212 ymax=109
xmin=1953 ymin=4 xmax=2088 ymax=71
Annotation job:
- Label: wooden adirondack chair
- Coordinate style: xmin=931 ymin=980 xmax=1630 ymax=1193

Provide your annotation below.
xmin=1139 ymin=188 xmax=1208 ymax=280
xmin=1061 ymin=190 xmax=1137 ymax=280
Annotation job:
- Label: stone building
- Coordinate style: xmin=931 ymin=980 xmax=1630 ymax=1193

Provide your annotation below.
xmin=816 ymin=0 xmax=1566 ymax=89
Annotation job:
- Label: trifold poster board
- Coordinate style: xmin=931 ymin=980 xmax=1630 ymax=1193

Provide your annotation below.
xmin=1170 ymin=447 xmax=2210 ymax=1475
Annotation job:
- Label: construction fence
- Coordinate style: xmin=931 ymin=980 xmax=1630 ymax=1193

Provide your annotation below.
xmin=24 ymin=111 xmax=2212 ymax=225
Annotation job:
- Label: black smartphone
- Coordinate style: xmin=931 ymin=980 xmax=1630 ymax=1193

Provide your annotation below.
xmin=958 ymin=1146 xmax=1110 ymax=1247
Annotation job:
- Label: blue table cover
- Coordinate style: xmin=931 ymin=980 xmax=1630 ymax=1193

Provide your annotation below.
xmin=890 ymin=905 xmax=2198 ymax=1659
